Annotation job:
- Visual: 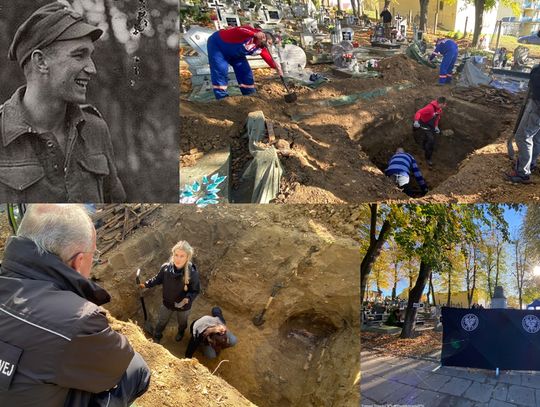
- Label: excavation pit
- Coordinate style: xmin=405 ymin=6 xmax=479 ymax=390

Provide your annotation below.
xmin=359 ymin=97 xmax=507 ymax=192
xmin=93 ymin=205 xmax=361 ymax=407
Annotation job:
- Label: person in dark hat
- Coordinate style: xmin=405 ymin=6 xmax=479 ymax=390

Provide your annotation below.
xmin=0 ymin=2 xmax=126 ymax=203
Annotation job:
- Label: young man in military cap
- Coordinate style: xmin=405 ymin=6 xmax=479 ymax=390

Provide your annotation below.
xmin=0 ymin=2 xmax=126 ymax=202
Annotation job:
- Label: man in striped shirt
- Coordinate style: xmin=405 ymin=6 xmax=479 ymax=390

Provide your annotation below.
xmin=385 ymin=148 xmax=429 ymax=196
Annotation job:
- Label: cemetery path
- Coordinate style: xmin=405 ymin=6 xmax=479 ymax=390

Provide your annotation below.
xmin=181 ymin=54 xmax=539 ymax=203
xmin=361 ymin=349 xmax=540 ymax=407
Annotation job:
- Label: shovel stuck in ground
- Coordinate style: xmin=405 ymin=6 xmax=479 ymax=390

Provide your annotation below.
xmin=136 ymin=268 xmax=154 ymax=335
xmin=280 ymin=75 xmax=297 ymax=103
xmin=252 ymin=283 xmax=283 ymax=326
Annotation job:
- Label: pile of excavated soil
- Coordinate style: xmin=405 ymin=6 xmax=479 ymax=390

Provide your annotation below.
xmin=180 ymin=53 xmax=536 ymax=203
xmin=93 ymin=204 xmax=361 ymax=407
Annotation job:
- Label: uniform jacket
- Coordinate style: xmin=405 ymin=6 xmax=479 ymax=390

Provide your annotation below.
xmin=216 ymin=26 xmax=277 ymax=69
xmin=145 ymin=262 xmax=200 ymax=311
xmin=414 ymin=100 xmax=443 ymax=128
xmin=0 ymin=87 xmax=126 ymax=203
xmin=0 ymin=236 xmax=134 ymax=407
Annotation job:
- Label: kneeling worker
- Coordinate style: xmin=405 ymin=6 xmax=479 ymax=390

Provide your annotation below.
xmin=185 ymin=307 xmax=237 ymax=359
xmin=385 ymin=148 xmax=429 ymax=197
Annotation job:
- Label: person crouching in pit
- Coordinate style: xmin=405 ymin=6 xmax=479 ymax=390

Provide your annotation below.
xmin=140 ymin=241 xmax=200 ymax=343
xmin=185 ymin=307 xmax=237 ymax=359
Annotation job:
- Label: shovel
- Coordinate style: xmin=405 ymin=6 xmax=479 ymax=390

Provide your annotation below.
xmin=252 ymin=283 xmax=283 ymax=326
xmin=136 ymin=269 xmax=154 ymax=335
xmin=267 ymin=45 xmax=297 ymax=103
xmin=280 ymin=75 xmax=298 ymax=103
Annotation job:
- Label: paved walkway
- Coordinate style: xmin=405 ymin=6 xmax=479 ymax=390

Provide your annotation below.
xmin=361 ymin=350 xmax=540 ymax=406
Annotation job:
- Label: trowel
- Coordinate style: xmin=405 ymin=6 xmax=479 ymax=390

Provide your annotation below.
xmin=252 ymin=283 xmax=283 ymax=327
xmin=136 ymin=268 xmax=154 ymax=335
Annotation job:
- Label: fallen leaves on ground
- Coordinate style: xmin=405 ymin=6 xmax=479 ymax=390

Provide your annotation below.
xmin=361 ymin=330 xmax=442 ymax=358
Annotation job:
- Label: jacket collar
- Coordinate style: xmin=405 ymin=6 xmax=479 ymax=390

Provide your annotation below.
xmin=1 ymin=236 xmax=110 ymax=306
xmin=1 ymin=86 xmax=86 ymax=147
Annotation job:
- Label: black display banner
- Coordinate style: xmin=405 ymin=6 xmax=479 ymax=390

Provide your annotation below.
xmin=441 ymin=307 xmax=540 ymax=371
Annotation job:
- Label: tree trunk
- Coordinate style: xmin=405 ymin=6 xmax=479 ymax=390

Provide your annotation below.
xmin=360 ymin=204 xmax=393 ymax=303
xmin=400 ymin=260 xmax=432 ymax=338
xmin=472 ymin=0 xmax=485 ymax=47
xmin=391 ymin=260 xmax=398 ymax=300
xmin=429 ymin=272 xmax=435 ymax=306
xmin=495 ymin=243 xmax=502 ymax=289
xmin=419 ymin=0 xmax=429 ymax=32
xmin=351 ymin=0 xmax=357 ymax=19
xmin=446 ymin=268 xmax=451 ymax=306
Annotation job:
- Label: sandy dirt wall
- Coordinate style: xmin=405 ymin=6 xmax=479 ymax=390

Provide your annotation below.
xmin=93 ymin=205 xmax=361 ymax=407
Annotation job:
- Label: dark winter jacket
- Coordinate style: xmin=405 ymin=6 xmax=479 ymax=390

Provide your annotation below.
xmin=529 ymin=64 xmax=540 ymax=102
xmin=0 ymin=236 xmax=134 ymax=407
xmin=145 ymin=262 xmax=200 ymax=311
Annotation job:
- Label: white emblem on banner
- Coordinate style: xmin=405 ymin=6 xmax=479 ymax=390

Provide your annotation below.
xmin=522 ymin=315 xmax=540 ymax=333
xmin=461 ymin=314 xmax=479 ymax=332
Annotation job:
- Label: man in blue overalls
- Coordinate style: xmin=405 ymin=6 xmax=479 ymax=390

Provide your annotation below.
xmin=429 ymin=38 xmax=459 ymax=84
xmin=207 ymin=26 xmax=283 ymax=100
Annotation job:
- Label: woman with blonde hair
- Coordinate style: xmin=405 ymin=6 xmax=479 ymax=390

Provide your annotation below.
xmin=140 ymin=241 xmax=200 ymax=343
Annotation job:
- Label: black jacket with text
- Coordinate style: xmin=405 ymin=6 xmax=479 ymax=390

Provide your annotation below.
xmin=0 ymin=237 xmax=134 ymax=406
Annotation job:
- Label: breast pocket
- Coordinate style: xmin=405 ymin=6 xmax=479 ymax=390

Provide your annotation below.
xmin=0 ymin=164 xmax=45 ymax=202
xmin=77 ymin=153 xmax=110 ymax=203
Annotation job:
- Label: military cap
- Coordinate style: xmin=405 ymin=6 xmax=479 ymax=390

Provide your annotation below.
xmin=8 ymin=2 xmax=103 ymax=67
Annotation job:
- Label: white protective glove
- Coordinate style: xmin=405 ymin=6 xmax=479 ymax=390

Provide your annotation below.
xmin=413 ymin=121 xmax=420 ymax=128
xmin=434 ymin=127 xmax=440 ymax=133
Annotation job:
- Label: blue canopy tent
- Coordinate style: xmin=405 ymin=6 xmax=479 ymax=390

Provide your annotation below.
xmin=527 ymin=299 xmax=540 ymax=309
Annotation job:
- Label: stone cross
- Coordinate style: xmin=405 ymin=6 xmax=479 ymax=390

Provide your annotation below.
xmin=208 ymin=0 xmax=226 ymax=23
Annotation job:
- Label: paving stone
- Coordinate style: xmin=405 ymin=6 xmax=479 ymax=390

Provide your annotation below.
xmin=439 ymin=376 xmax=473 ymax=397
xmin=492 ymin=382 xmax=509 ymax=401
xmin=463 ymin=382 xmax=494 ymax=403
xmin=387 ymin=368 xmax=431 ymax=387
xmin=409 ymin=389 xmax=441 ymax=406
xmin=488 ymin=399 xmax=517 ymax=407
xmin=506 ymin=384 xmax=536 ymax=406
xmin=381 ymin=383 xmax=418 ymax=404
xmin=437 ymin=394 xmax=476 ymax=406
xmin=415 ymin=360 xmax=442 ymax=372
xmin=497 ymin=373 xmax=522 ymax=386
xmin=362 ymin=378 xmax=408 ymax=403
xmin=416 ymin=373 xmax=452 ymax=391
xmin=521 ymin=373 xmax=540 ymax=389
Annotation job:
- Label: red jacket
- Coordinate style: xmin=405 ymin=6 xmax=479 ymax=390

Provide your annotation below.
xmin=414 ymin=100 xmax=443 ymax=127
xmin=218 ymin=26 xmax=276 ymax=69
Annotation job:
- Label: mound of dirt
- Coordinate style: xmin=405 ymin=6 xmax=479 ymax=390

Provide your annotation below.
xmin=376 ymin=54 xmax=438 ymax=84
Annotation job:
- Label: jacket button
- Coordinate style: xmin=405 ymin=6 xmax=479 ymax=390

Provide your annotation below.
xmin=53 ymin=164 xmax=59 ymax=170
xmin=46 ymin=140 xmax=54 ymax=148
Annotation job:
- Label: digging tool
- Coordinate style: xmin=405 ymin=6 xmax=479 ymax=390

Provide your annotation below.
xmin=252 ymin=283 xmax=283 ymax=326
xmin=136 ymin=269 xmax=154 ymax=335
xmin=267 ymin=45 xmax=297 ymax=103
xmin=280 ymin=75 xmax=298 ymax=103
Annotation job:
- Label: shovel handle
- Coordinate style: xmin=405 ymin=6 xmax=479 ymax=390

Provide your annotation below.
xmin=279 ymin=75 xmax=290 ymax=93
